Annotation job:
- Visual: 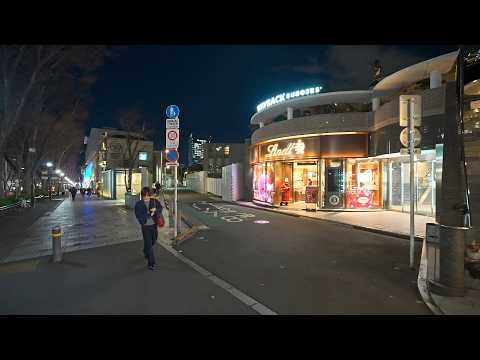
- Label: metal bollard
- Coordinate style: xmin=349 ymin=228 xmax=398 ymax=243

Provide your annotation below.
xmin=51 ymin=226 xmax=62 ymax=262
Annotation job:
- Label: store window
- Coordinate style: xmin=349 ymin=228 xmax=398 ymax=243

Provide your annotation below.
xmin=346 ymin=159 xmax=382 ymax=208
xmin=253 ymin=163 xmax=275 ymax=204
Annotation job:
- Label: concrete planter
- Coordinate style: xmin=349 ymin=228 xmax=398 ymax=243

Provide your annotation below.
xmin=125 ymin=192 xmax=139 ymax=209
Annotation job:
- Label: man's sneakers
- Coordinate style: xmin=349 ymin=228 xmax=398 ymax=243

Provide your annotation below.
xmin=148 ymin=264 xmax=155 ymax=271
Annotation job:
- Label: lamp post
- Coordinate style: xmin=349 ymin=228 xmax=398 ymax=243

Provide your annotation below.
xmin=46 ymin=162 xmax=53 ymax=200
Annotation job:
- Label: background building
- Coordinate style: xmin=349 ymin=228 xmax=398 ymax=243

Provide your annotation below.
xmin=83 ymin=127 xmax=154 ymax=200
xmin=188 ymin=133 xmax=212 ymax=167
xmin=203 ymin=143 xmax=248 ymax=178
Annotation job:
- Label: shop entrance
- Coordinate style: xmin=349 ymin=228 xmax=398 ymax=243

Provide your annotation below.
xmin=274 ymin=161 xmax=319 ymax=208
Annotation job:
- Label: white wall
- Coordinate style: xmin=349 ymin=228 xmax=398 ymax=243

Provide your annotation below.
xmin=186 ymin=171 xmax=207 ymax=193
xmin=207 ymin=177 xmax=222 ymax=196
xmin=222 ymin=163 xmax=244 ymax=201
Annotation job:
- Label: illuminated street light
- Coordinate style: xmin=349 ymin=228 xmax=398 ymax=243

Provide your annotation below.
xmin=60 ymin=172 xmax=64 ymax=177
xmin=46 ymin=162 xmax=53 ymax=168
xmin=55 ymin=169 xmax=61 ymax=174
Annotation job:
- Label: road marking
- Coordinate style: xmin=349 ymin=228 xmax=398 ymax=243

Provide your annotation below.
xmin=159 ymin=242 xmax=277 ymax=315
xmin=192 ymin=202 xmax=257 ymax=224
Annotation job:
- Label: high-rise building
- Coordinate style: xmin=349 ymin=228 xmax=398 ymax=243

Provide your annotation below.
xmin=188 ymin=133 xmax=212 ymax=167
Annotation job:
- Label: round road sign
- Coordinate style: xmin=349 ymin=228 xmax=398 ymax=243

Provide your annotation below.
xmin=400 ymin=128 xmax=421 ymax=147
xmin=166 ymin=149 xmax=179 ymax=162
xmin=167 ymin=130 xmax=178 ymax=141
xmin=166 ymin=105 xmax=180 ymax=119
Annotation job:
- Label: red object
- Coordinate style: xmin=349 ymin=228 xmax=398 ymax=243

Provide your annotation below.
xmin=155 ymin=215 xmax=165 ymax=228
xmin=347 ymin=190 xmax=373 ymax=208
xmin=280 ymin=183 xmax=291 ymax=202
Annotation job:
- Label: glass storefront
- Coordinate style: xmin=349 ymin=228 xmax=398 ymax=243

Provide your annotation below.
xmin=345 ymin=159 xmax=382 ymax=209
xmin=386 ymin=154 xmax=436 ymax=217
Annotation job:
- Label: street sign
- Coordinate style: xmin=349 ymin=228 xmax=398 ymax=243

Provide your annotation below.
xmin=166 ymin=129 xmax=179 ymax=148
xmin=166 ymin=118 xmax=179 ymax=129
xmin=400 ymin=128 xmax=422 ymax=147
xmin=400 ymin=148 xmax=421 ymax=155
xmin=166 ymin=149 xmax=179 ymax=163
xmin=399 ymin=95 xmax=422 ymax=127
xmin=166 ymin=105 xmax=180 ymax=119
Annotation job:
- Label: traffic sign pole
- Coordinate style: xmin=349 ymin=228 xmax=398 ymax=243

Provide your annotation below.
xmin=174 ymin=164 xmax=178 ymax=238
xmin=409 ymin=99 xmax=415 ymax=269
xmin=165 ymin=105 xmax=180 ymax=240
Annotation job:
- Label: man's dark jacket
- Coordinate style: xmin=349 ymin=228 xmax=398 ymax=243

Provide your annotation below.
xmin=134 ymin=198 xmax=163 ymax=226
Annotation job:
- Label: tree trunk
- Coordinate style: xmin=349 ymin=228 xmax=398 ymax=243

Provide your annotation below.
xmin=0 ymin=153 xmax=5 ymax=198
xmin=431 ymin=51 xmax=469 ymax=297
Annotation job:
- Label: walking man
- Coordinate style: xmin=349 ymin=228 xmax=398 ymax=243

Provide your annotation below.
xmin=134 ymin=187 xmax=163 ymax=270
xmin=69 ymin=186 xmax=77 ymax=201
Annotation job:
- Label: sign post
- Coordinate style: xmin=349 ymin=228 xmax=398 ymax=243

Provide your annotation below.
xmin=165 ymin=105 xmax=180 ymax=239
xmin=399 ymin=95 xmax=422 ymax=269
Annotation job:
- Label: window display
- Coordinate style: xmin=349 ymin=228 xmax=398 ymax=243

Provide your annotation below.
xmin=346 ymin=160 xmax=381 ymax=208
xmin=292 ymin=162 xmax=318 ymax=202
xmin=253 ymin=162 xmax=275 ymax=204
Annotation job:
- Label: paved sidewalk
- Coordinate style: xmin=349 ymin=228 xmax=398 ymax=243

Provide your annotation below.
xmin=0 ymin=197 xmax=65 ymax=261
xmin=235 ymin=201 xmax=433 ymax=239
xmin=0 ymin=197 xmax=180 ymax=264
xmin=0 ymin=240 xmax=256 ymax=314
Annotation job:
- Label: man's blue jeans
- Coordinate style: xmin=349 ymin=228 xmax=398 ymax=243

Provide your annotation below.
xmin=142 ymin=225 xmax=157 ymax=266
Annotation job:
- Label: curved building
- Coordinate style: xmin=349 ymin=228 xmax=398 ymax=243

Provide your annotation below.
xmin=249 ymin=51 xmax=459 ymax=216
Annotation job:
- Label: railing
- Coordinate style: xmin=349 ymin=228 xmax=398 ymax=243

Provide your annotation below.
xmin=0 ymin=194 xmax=47 ymax=212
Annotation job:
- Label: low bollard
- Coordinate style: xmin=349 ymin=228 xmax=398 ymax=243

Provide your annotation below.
xmin=51 ymin=226 xmax=62 ymax=262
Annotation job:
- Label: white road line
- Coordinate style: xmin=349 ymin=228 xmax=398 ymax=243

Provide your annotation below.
xmin=158 ymin=242 xmax=277 ymax=315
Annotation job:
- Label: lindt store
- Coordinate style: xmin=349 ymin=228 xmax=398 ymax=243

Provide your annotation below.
xmin=250 ymin=132 xmax=388 ymax=210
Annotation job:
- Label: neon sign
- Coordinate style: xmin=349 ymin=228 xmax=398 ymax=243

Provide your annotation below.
xmin=265 ymin=139 xmax=305 ymax=158
xmin=256 ymin=86 xmax=323 ymax=113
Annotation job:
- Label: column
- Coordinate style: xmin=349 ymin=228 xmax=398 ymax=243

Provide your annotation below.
xmin=372 ymin=97 xmax=380 ymax=111
xmin=259 ymin=122 xmax=264 ymax=128
xmin=430 ymin=70 xmax=442 ymax=89
xmin=287 ymin=107 xmax=293 ymax=120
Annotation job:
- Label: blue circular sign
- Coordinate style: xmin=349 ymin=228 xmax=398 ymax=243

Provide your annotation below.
xmin=166 ymin=149 xmax=179 ymax=162
xmin=166 ymin=105 xmax=180 ymax=119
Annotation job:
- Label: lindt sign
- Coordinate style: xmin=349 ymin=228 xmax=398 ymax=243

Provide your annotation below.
xmin=265 ymin=139 xmax=305 ymax=158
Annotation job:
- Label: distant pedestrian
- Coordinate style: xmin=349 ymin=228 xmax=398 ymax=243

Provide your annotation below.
xmin=155 ymin=182 xmax=161 ymax=195
xmin=134 ymin=187 xmax=164 ymax=270
xmin=69 ymin=186 xmax=77 ymax=201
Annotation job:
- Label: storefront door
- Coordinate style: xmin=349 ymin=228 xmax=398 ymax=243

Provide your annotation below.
xmin=292 ymin=162 xmax=318 ymax=204
xmin=324 ymin=159 xmax=344 ymax=208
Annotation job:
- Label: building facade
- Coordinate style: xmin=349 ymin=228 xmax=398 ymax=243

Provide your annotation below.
xmin=188 ymin=133 xmax=212 ymax=167
xmin=249 ymin=51 xmax=460 ymax=217
xmin=83 ymin=127 xmax=154 ymax=200
xmin=203 ymin=142 xmax=248 ymax=178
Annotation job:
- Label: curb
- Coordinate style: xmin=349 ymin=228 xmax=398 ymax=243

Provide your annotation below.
xmin=231 ymin=201 xmax=424 ymax=242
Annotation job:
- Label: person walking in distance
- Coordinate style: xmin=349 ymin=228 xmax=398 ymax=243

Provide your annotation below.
xmin=69 ymin=186 xmax=77 ymax=201
xmin=135 ymin=187 xmax=164 ymax=270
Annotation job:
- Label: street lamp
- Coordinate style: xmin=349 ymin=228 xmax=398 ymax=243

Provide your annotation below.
xmin=46 ymin=162 xmax=53 ymax=199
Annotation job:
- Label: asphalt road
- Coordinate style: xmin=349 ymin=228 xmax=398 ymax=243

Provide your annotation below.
xmin=177 ymin=193 xmax=431 ymax=315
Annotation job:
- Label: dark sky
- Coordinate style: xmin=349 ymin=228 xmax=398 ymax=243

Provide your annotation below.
xmin=88 ymin=45 xmax=457 ymax=164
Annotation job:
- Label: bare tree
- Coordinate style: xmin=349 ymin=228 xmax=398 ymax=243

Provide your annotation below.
xmin=0 ymin=45 xmax=114 ymax=197
xmin=117 ymin=109 xmax=148 ymax=193
xmin=0 ymin=45 xmax=114 ymax=198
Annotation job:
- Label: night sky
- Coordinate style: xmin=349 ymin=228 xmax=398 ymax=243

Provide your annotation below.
xmin=88 ymin=45 xmax=457 ymax=164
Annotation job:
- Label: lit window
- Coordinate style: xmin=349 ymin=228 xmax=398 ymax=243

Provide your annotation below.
xmin=224 ymin=146 xmax=230 ymax=156
xmin=138 ymin=152 xmax=148 ymax=161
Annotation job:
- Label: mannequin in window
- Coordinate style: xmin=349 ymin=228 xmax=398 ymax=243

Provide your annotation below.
xmin=280 ymin=178 xmax=291 ymax=206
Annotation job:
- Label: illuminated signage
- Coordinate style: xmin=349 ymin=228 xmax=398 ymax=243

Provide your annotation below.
xmin=265 ymin=139 xmax=305 ymax=158
xmin=138 ymin=151 xmax=148 ymax=161
xmin=256 ymin=86 xmax=323 ymax=113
